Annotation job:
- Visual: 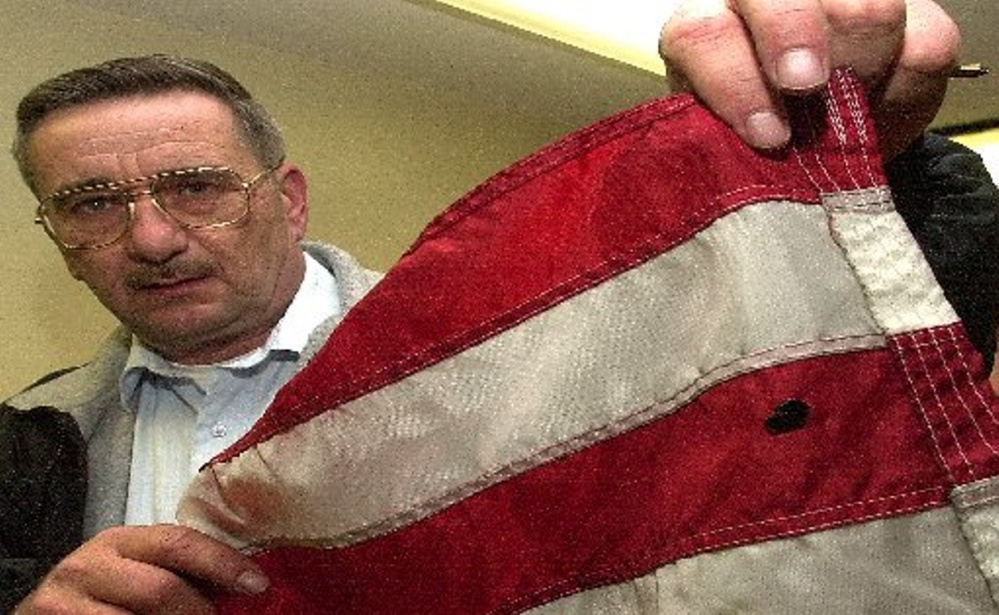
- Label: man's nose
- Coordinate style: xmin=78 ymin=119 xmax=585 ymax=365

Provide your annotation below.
xmin=123 ymin=193 xmax=189 ymax=264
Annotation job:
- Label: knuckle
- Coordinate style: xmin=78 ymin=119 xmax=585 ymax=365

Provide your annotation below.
xmin=754 ymin=5 xmax=822 ymax=36
xmin=661 ymin=10 xmax=737 ymax=61
xmin=92 ymin=524 xmax=132 ymax=547
xmin=905 ymin=20 xmax=960 ymax=73
xmin=826 ymin=0 xmax=906 ymax=33
xmin=150 ymin=525 xmax=200 ymax=561
xmin=43 ymin=549 xmax=95 ymax=586
xmin=19 ymin=589 xmax=71 ymax=615
xmin=127 ymin=573 xmax=206 ymax=615
xmin=141 ymin=571 xmax=189 ymax=605
xmin=102 ymin=524 xmax=131 ymax=537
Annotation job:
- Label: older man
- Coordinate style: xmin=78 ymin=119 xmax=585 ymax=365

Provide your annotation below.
xmin=3 ymin=0 xmax=996 ymax=612
xmin=3 ymin=56 xmax=381 ymax=612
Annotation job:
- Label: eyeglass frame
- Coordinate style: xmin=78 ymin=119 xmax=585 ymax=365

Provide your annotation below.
xmin=34 ymin=161 xmax=284 ymax=250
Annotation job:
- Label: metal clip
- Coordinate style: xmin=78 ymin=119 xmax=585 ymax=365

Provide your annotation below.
xmin=950 ymin=63 xmax=990 ymax=79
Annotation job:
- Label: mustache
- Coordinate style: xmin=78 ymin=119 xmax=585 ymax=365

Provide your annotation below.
xmin=125 ymin=260 xmax=217 ymax=289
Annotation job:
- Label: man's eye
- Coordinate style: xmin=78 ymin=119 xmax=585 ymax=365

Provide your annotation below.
xmin=65 ymin=195 xmax=120 ymax=216
xmin=162 ymin=174 xmax=232 ymax=201
xmin=178 ymin=180 xmax=212 ymax=196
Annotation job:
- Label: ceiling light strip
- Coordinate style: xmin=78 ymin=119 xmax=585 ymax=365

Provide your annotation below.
xmin=433 ymin=0 xmax=673 ymax=74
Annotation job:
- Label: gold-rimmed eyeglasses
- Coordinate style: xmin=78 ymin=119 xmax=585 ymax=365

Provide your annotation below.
xmin=35 ymin=162 xmax=283 ymax=250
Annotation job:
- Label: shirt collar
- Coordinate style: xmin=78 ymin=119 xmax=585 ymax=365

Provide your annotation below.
xmin=120 ymin=252 xmax=340 ymax=408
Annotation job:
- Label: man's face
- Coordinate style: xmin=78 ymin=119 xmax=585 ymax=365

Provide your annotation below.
xmin=26 ymin=90 xmax=309 ymax=364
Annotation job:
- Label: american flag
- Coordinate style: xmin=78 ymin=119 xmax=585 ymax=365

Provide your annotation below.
xmin=179 ymin=70 xmax=999 ymax=613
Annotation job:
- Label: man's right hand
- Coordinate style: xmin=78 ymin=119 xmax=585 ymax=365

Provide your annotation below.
xmin=659 ymin=0 xmax=962 ymax=159
xmin=15 ymin=525 xmax=268 ymax=614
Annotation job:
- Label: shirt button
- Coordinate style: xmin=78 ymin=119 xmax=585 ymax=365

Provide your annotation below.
xmin=211 ymin=423 xmax=227 ymax=438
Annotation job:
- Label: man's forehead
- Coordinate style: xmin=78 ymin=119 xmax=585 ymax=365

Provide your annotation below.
xmin=27 ymin=91 xmax=250 ymax=182
xmin=41 ymin=124 xmax=228 ymax=158
xmin=33 ymin=91 xmax=241 ymax=142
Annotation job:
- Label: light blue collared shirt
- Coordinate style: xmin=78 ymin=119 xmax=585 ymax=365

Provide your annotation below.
xmin=120 ymin=253 xmax=340 ymax=525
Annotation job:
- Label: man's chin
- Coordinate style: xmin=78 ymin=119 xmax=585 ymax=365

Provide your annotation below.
xmin=128 ymin=311 xmax=232 ymax=361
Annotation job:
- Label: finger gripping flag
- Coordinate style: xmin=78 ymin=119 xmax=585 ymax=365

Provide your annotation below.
xmin=179 ymin=69 xmax=999 ymax=613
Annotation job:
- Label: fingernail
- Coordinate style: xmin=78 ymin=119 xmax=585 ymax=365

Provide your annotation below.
xmin=236 ymin=570 xmax=270 ymax=595
xmin=777 ymin=49 xmax=827 ymax=91
xmin=745 ymin=111 xmax=790 ymax=150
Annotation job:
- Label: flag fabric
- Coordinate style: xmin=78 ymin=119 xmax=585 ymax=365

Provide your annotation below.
xmin=178 ymin=69 xmax=999 ymax=613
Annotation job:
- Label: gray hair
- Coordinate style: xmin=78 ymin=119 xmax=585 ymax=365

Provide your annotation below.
xmin=12 ymin=54 xmax=285 ymax=195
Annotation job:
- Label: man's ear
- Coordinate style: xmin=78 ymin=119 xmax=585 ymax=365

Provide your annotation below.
xmin=276 ymin=163 xmax=309 ymax=242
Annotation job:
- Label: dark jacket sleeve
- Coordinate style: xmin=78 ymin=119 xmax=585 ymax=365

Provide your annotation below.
xmin=888 ymin=133 xmax=999 ymax=370
xmin=0 ymin=404 xmax=87 ymax=612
